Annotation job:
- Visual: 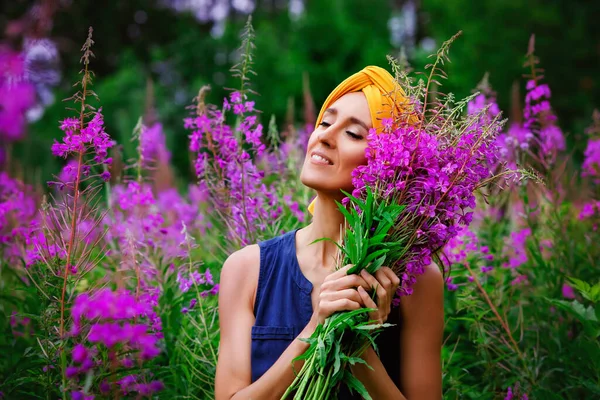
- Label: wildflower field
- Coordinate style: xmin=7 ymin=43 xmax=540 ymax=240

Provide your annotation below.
xmin=1 ymin=3 xmax=600 ymax=400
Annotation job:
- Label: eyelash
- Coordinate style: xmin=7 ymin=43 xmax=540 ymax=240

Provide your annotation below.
xmin=318 ymin=121 xmax=363 ymax=140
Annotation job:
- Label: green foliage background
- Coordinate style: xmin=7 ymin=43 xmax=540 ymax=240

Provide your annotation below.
xmin=1 ymin=2 xmax=600 ymax=399
xmin=2 ymin=0 xmax=598 ymax=186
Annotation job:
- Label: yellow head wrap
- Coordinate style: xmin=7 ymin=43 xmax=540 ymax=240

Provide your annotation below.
xmin=307 ymin=65 xmax=412 ymax=215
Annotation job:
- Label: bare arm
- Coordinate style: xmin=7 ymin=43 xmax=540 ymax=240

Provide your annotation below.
xmin=350 ymin=264 xmax=443 ymax=399
xmin=398 ymin=263 xmax=444 ymax=399
xmin=215 ymin=245 xmax=313 ymax=400
xmin=351 ymin=267 xmax=406 ymax=399
xmin=215 ymin=249 xmax=371 ymax=400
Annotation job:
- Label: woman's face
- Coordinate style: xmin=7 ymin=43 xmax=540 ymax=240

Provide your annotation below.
xmin=300 ymin=92 xmax=372 ymax=198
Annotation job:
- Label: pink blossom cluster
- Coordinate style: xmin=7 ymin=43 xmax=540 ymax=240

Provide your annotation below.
xmin=9 ymin=310 xmax=32 ymax=337
xmin=523 ymin=79 xmax=565 ymax=160
xmin=0 ymin=172 xmax=38 ymax=264
xmin=50 ymin=110 xmax=115 ymax=185
xmin=582 ymin=138 xmax=600 ymax=184
xmin=503 ymin=228 xmax=531 ymax=269
xmin=487 ymin=68 xmax=565 ymax=172
xmin=140 ymin=122 xmax=171 ymax=165
xmin=0 ymin=46 xmax=36 ymax=146
xmin=442 ymin=222 xmax=533 ymax=291
xmin=442 ymin=226 xmax=495 ymax=291
xmin=351 ymin=110 xmax=502 ymax=297
xmin=67 ymin=289 xmax=162 ymax=398
xmin=186 ymin=91 xmax=284 ymax=245
xmin=582 ymin=112 xmax=600 ymax=185
xmin=496 ymin=77 xmax=565 ymax=169
xmin=504 ymin=383 xmax=528 ymax=400
xmin=107 ymin=181 xmax=204 ymax=264
xmin=176 ymin=267 xmax=219 ymax=313
xmin=105 ymin=181 xmax=211 ymax=328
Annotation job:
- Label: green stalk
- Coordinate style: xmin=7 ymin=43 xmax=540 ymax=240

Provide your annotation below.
xmin=317 ymin=367 xmax=333 ymax=399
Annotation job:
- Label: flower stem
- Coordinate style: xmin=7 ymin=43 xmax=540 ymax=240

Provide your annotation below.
xmin=463 ymin=262 xmax=533 ymax=382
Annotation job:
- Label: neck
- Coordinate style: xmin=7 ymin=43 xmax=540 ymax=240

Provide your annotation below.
xmin=298 ymin=194 xmax=346 ymax=270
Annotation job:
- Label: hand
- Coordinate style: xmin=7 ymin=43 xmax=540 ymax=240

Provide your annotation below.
xmin=313 ymin=264 xmax=372 ymax=325
xmin=356 ymin=267 xmax=400 ymax=324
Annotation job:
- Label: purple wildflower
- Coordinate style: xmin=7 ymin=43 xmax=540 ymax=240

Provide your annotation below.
xmin=0 ymin=46 xmax=36 ymax=142
xmin=562 ymin=283 xmax=576 ymax=299
xmin=71 ymin=344 xmax=88 ymax=364
xmin=185 ymin=90 xmax=283 ymax=246
xmin=351 ymin=106 xmax=503 ymax=296
xmin=511 ymin=274 xmax=528 ymax=286
xmin=70 ymin=391 xmax=94 ymax=400
xmin=504 ymin=228 xmax=531 ymax=269
xmin=445 ymin=277 xmax=459 ymax=291
xmin=65 ymin=366 xmax=79 ymax=379
xmin=582 ymin=111 xmax=600 ymax=184
xmin=51 ymin=109 xmax=115 ymax=165
xmin=522 ymin=77 xmax=565 ymax=164
xmin=505 ymin=386 xmax=514 ymax=400
xmin=140 ymin=122 xmax=171 ymax=165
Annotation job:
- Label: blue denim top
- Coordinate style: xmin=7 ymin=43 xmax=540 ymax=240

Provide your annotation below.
xmin=251 ymin=229 xmax=400 ymax=396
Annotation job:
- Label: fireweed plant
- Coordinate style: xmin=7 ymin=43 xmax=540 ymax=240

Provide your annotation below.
xmin=283 ymin=33 xmax=534 ymax=399
xmin=186 ymin=17 xmax=308 ymax=252
xmin=0 ymin=45 xmax=36 ymax=165
xmin=440 ymin=35 xmax=600 ymax=399
xmin=1 ymin=18 xmax=599 ymax=400
xmin=0 ymin=28 xmax=169 ymax=399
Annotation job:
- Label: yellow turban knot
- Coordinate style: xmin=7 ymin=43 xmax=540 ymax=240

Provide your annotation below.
xmin=307 ymin=65 xmax=413 ymax=215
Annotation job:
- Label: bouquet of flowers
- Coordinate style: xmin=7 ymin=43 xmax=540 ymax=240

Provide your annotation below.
xmin=283 ymin=34 xmax=529 ymax=399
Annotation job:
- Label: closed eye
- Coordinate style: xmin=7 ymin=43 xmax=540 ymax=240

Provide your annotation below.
xmin=346 ymin=131 xmax=363 ymax=140
xmin=319 ymin=121 xmax=362 ymax=139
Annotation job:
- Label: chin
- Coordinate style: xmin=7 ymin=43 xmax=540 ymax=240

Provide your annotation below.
xmin=300 ymin=166 xmax=352 ymax=198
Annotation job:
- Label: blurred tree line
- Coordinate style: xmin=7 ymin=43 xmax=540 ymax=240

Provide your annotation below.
xmin=1 ymin=0 xmax=599 ymax=185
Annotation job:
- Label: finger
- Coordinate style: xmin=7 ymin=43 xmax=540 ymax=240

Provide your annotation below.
xmin=358 ymin=287 xmax=383 ymax=323
xmin=321 ymin=288 xmax=363 ymax=305
xmin=326 ymin=274 xmax=370 ymax=292
xmin=323 ymin=298 xmax=362 ymax=315
xmin=380 ymin=267 xmax=401 ymax=288
xmin=326 ymin=264 xmax=354 ymax=281
xmin=359 ymin=269 xmax=381 ymax=292
xmin=357 ymin=286 xmax=377 ymax=309
xmin=366 ymin=270 xmax=389 ymax=308
xmin=374 ymin=269 xmax=393 ymax=290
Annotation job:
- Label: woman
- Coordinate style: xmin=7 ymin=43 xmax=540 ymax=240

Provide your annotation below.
xmin=215 ymin=66 xmax=444 ymax=399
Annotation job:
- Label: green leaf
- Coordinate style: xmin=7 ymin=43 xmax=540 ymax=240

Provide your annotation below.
xmin=344 ymin=370 xmax=372 ymax=400
xmin=317 ymin=336 xmax=327 ymax=369
xmin=568 ymin=277 xmax=592 ymax=295
xmin=355 ymin=322 xmax=395 ymax=330
xmin=590 ymin=282 xmax=600 ymax=303
xmin=340 ymin=189 xmax=366 ymax=209
xmin=335 ymin=199 xmax=355 ymax=225
xmin=367 ymin=255 xmax=387 ymax=274
xmin=547 ymin=298 xmax=598 ymax=323
xmin=333 ymin=340 xmax=341 ymax=376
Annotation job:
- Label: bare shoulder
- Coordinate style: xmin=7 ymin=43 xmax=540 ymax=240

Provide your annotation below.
xmin=416 ymin=262 xmax=444 ymax=293
xmin=219 ymin=244 xmax=261 ymax=305
xmin=400 ymin=262 xmax=444 ymax=313
xmin=221 ymin=244 xmax=260 ymax=278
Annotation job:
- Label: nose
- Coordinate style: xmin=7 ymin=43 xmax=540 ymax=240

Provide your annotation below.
xmin=317 ymin=124 xmax=337 ymax=149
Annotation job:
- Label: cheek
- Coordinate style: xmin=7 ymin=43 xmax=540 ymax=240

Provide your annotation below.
xmin=343 ymin=146 xmax=368 ymax=170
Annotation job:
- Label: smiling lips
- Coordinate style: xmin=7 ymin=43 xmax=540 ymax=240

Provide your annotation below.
xmin=310 ymin=151 xmax=333 ymax=165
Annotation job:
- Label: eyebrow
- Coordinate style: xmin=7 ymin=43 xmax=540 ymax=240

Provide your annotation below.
xmin=324 ymin=107 xmax=370 ymax=131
